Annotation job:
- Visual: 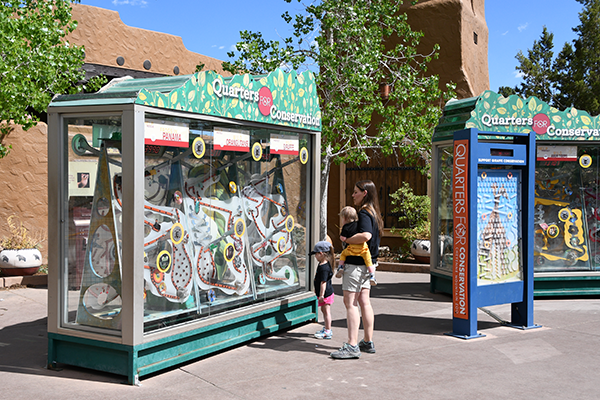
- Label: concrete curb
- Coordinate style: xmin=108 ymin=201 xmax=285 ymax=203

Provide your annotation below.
xmin=0 ymin=263 xmax=427 ymax=288
xmin=377 ymin=261 xmax=430 ymax=273
xmin=0 ymin=274 xmax=48 ymax=288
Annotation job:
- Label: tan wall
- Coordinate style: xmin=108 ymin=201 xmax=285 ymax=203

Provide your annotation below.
xmin=400 ymin=0 xmax=489 ymax=99
xmin=0 ymin=123 xmax=49 ymax=261
xmin=69 ymin=4 xmax=228 ymax=76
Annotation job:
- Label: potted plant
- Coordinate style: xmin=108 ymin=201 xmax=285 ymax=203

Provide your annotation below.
xmin=389 ymin=182 xmax=431 ymax=263
xmin=0 ymin=215 xmax=46 ymax=276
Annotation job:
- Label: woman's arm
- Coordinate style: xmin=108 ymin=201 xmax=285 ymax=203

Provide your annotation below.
xmin=344 ymin=231 xmax=371 ymax=244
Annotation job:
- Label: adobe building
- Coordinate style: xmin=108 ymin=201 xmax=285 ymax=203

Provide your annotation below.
xmin=0 ymin=1 xmax=489 ymax=263
xmin=0 ymin=4 xmax=228 ymax=262
xmin=327 ymin=0 xmax=489 ymax=251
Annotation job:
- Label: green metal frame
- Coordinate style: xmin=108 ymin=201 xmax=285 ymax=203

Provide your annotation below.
xmin=431 ymin=90 xmax=600 ymax=297
xmin=48 ymin=296 xmax=317 ymax=384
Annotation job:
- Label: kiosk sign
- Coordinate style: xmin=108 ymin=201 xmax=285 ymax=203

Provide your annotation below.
xmin=214 ymin=127 xmax=250 ymax=152
xmin=453 ymin=139 xmax=469 ymax=319
xmin=270 ymin=134 xmax=299 ymax=155
xmin=144 ymin=120 xmax=189 ymax=148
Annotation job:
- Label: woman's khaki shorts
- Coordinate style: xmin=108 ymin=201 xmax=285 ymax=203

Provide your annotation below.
xmin=342 ymin=263 xmax=374 ymax=292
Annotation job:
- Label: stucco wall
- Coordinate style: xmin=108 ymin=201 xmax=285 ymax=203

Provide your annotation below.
xmin=69 ymin=4 xmax=227 ymax=76
xmin=400 ymin=0 xmax=489 ymax=99
xmin=0 ymin=123 xmax=49 ymax=260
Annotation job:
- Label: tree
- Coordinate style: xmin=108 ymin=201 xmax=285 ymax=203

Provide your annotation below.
xmin=224 ymin=0 xmax=454 ymax=239
xmin=0 ymin=0 xmax=101 ymax=158
xmin=503 ymin=27 xmax=561 ymax=106
xmin=503 ymin=1 xmax=600 ymax=115
xmin=555 ymin=0 xmax=600 ymax=114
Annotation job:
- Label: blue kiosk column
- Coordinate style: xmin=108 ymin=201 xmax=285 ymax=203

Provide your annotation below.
xmin=447 ymin=128 xmax=540 ymax=339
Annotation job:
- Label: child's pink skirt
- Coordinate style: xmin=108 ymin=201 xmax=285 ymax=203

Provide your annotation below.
xmin=319 ymin=293 xmax=334 ymax=306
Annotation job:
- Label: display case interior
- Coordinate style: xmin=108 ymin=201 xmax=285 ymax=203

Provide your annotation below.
xmin=65 ymin=115 xmax=311 ymax=334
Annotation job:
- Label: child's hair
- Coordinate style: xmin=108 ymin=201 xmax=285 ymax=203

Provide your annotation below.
xmin=322 ymin=246 xmax=335 ymax=269
xmin=340 ymin=206 xmax=358 ymax=223
xmin=355 ymin=180 xmax=384 ymax=236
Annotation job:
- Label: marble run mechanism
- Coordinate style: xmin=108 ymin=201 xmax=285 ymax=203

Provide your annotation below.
xmin=534 ymin=164 xmax=589 ymax=268
xmin=74 ymin=134 xmax=303 ymax=328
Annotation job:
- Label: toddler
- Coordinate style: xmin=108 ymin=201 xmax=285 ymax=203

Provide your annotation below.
xmin=337 ymin=206 xmax=377 ymax=286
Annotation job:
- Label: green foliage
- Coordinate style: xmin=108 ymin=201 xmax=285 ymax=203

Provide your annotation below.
xmin=513 ymin=27 xmax=560 ymax=105
xmin=504 ymin=1 xmax=600 ymax=115
xmin=224 ymin=0 xmax=454 ymax=237
xmin=555 ymin=0 xmax=600 ymax=115
xmin=0 ymin=0 xmax=89 ymax=158
xmin=224 ymin=0 xmax=453 ymax=168
xmin=389 ymin=182 xmax=430 ymax=255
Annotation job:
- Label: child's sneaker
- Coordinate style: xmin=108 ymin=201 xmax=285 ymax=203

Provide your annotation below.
xmin=314 ymin=328 xmax=332 ymax=339
xmin=369 ymin=273 xmax=377 ymax=286
xmin=335 ymin=266 xmax=344 ymax=278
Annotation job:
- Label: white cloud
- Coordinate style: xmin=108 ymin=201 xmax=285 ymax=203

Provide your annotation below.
xmin=518 ymin=23 xmax=528 ymax=32
xmin=502 ymin=30 xmax=509 ymax=36
xmin=514 ymin=71 xmax=525 ymax=79
xmin=112 ymin=0 xmax=148 ymax=6
xmin=219 ymin=46 xmax=225 ymax=50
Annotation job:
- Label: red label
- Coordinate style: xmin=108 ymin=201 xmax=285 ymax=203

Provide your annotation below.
xmin=532 ymin=113 xmax=551 ymax=135
xmin=258 ymin=86 xmax=273 ymax=116
xmin=453 ymin=140 xmax=469 ymax=319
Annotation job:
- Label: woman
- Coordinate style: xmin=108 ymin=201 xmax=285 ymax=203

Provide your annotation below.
xmin=331 ymin=180 xmax=383 ymax=359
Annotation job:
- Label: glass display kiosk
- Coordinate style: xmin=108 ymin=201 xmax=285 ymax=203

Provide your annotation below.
xmin=47 ymin=69 xmax=321 ymax=384
xmin=446 ymin=128 xmax=537 ymax=339
xmin=432 ymin=90 xmax=600 ymax=296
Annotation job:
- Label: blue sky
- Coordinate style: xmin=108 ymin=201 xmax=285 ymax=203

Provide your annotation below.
xmin=80 ymin=0 xmax=584 ymax=94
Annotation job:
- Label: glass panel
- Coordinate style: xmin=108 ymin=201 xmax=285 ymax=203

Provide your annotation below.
xmin=65 ymin=116 xmax=123 ymax=333
xmin=476 ymin=169 xmax=522 ymax=285
xmin=435 ymin=145 xmax=454 ymax=274
xmin=142 ymin=114 xmax=311 ymax=332
xmin=580 ymin=146 xmax=600 ymax=270
xmin=534 ymin=146 xmax=592 ymax=272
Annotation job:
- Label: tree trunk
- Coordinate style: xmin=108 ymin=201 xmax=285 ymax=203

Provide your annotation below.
xmin=319 ymin=146 xmax=332 ymax=242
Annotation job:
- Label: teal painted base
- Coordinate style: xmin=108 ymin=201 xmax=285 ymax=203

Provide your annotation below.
xmin=430 ymin=272 xmax=600 ymax=297
xmin=48 ymin=296 xmax=317 ymax=384
xmin=430 ymin=272 xmax=452 ymax=295
xmin=533 ymin=275 xmax=600 ymax=296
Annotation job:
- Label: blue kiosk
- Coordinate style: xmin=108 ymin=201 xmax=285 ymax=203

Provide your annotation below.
xmin=445 ymin=128 xmax=539 ymax=338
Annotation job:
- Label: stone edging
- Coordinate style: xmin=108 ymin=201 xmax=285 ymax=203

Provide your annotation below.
xmin=0 ymin=263 xmax=428 ymax=289
xmin=377 ymin=262 xmax=430 ymax=274
xmin=0 ymin=274 xmax=48 ymax=288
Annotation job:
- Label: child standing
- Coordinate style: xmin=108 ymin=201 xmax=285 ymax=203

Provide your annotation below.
xmin=337 ymin=206 xmax=377 ymax=286
xmin=310 ymin=240 xmax=335 ymax=339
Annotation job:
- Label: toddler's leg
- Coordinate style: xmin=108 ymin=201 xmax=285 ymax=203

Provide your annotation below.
xmin=335 ymin=261 xmax=345 ymax=278
xmin=368 ymin=265 xmax=377 ymax=286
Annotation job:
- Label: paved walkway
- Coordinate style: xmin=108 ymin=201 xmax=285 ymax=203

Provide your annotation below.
xmin=1 ymin=272 xmax=599 ymax=399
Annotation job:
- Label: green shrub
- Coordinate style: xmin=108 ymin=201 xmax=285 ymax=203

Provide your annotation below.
xmin=389 ymin=182 xmax=431 ymax=256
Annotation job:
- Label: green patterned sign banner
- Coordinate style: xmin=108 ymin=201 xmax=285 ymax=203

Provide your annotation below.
xmin=135 ymin=68 xmax=321 ymax=131
xmin=466 ymin=90 xmax=600 ymax=141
